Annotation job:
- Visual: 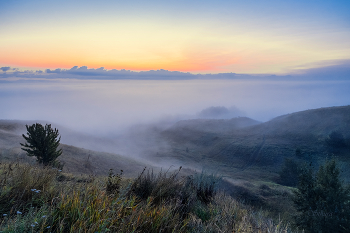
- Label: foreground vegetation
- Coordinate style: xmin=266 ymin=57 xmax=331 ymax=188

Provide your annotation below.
xmin=0 ymin=163 xmax=293 ymax=233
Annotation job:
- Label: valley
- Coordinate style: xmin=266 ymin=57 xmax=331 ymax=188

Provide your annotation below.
xmin=1 ymin=105 xmax=349 ymax=220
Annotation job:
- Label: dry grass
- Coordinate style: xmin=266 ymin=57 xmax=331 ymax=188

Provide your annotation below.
xmin=0 ymin=162 xmax=295 ymax=233
xmin=0 ymin=163 xmax=59 ymax=214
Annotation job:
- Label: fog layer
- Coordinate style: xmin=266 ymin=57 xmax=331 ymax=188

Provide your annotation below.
xmin=1 ymin=79 xmax=349 ymax=136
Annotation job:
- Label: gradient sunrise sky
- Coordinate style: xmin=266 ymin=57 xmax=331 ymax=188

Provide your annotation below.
xmin=1 ymin=0 xmax=350 ymax=74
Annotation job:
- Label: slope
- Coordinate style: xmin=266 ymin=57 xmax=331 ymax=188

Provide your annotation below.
xmin=0 ymin=121 xmax=149 ymax=177
xmin=147 ymin=106 xmax=350 ymax=181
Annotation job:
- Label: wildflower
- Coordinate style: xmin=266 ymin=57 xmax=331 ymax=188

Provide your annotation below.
xmin=16 ymin=211 xmax=22 ymax=214
xmin=47 ymin=226 xmax=51 ymax=229
xmin=3 ymin=214 xmax=7 ymax=216
xmin=35 ymin=221 xmax=38 ymax=224
xmin=58 ymin=170 xmax=62 ymax=172
xmin=31 ymin=224 xmax=35 ymax=227
xmin=35 ymin=190 xmax=41 ymax=193
xmin=31 ymin=189 xmax=36 ymax=191
xmin=42 ymin=215 xmax=46 ymax=218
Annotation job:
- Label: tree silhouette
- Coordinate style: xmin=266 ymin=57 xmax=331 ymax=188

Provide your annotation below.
xmin=21 ymin=123 xmax=62 ymax=166
xmin=279 ymin=158 xmax=300 ymax=186
xmin=325 ymin=131 xmax=346 ymax=155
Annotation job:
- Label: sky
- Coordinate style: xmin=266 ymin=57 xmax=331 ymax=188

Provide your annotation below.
xmin=1 ymin=0 xmax=350 ymax=74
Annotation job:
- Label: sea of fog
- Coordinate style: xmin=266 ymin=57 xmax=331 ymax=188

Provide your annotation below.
xmin=1 ymin=78 xmax=349 ymax=135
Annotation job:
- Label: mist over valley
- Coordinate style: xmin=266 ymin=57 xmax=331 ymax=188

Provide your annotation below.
xmin=1 ymin=68 xmax=350 ymax=232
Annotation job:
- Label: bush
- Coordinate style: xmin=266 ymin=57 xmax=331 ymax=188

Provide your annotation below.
xmin=293 ymin=159 xmax=350 ymax=232
xmin=105 ymin=169 xmax=123 ymax=196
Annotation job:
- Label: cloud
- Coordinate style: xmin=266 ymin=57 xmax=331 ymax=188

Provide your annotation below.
xmin=290 ymin=60 xmax=350 ymax=80
xmin=1 ymin=67 xmax=11 ymax=72
xmin=46 ymin=68 xmax=62 ymax=73
xmin=1 ymin=61 xmax=350 ymax=81
xmin=43 ymin=66 xmax=198 ymax=79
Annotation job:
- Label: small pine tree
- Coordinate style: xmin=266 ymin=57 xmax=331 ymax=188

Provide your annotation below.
xmin=20 ymin=123 xmax=62 ymax=166
xmin=293 ymin=159 xmax=350 ymax=233
xmin=295 ymin=148 xmax=302 ymax=157
xmin=279 ymin=158 xmax=300 ymax=186
xmin=293 ymin=164 xmax=318 ymax=232
xmin=325 ymin=131 xmax=346 ymax=155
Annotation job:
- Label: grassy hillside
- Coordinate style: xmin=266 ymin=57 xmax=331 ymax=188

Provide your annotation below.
xmin=0 ymin=123 xmax=150 ymax=177
xmin=144 ymin=106 xmax=350 ymax=183
xmin=1 ymin=105 xmax=349 ymax=230
xmin=0 ymin=162 xmax=294 ymax=232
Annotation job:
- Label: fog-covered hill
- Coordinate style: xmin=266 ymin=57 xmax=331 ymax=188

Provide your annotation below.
xmin=1 ymin=105 xmax=350 ymax=181
xmin=144 ymin=105 xmax=350 ymax=181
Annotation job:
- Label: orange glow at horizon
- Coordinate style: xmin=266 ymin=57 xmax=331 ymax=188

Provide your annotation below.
xmin=0 ymin=41 xmax=245 ymax=73
xmin=0 ymin=58 xmax=240 ymax=73
xmin=1 ymin=14 xmax=350 ymax=74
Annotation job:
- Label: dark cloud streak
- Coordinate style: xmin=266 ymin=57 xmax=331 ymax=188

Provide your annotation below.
xmin=44 ymin=66 xmax=198 ymax=79
xmin=1 ymin=60 xmax=350 ymax=81
xmin=0 ymin=67 xmax=11 ymax=72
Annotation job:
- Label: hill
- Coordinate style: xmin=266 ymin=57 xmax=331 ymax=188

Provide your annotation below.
xmin=1 ymin=106 xmax=349 ymax=221
xmin=140 ymin=106 xmax=350 ymax=182
xmin=0 ymin=121 xmax=150 ymax=177
xmin=2 ymin=106 xmax=350 ymax=180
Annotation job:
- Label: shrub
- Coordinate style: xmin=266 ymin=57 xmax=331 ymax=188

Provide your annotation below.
xmin=106 ymin=169 xmax=123 ymax=196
